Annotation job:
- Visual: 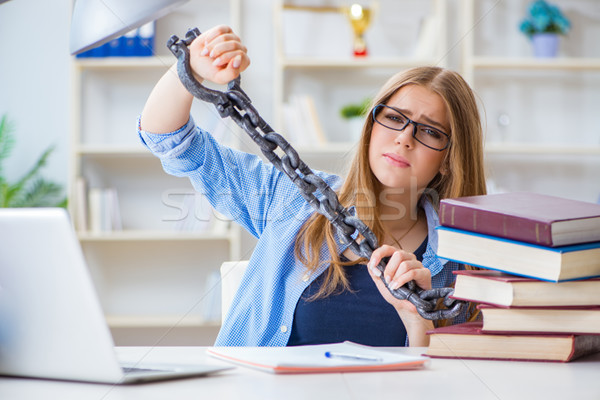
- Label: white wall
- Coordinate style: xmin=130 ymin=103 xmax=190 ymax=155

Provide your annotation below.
xmin=0 ymin=0 xmax=71 ymax=189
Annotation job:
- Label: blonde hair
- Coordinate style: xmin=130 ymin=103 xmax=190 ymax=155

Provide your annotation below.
xmin=295 ymin=67 xmax=486 ymax=310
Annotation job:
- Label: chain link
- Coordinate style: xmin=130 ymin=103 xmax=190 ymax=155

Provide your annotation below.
xmin=167 ymin=28 xmax=465 ymax=320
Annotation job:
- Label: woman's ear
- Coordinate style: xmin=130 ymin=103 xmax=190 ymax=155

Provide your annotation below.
xmin=439 ymin=153 xmax=450 ymax=176
xmin=439 ymin=163 xmax=448 ymax=176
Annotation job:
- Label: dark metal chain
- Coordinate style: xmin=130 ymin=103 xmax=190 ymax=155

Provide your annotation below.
xmin=167 ymin=28 xmax=464 ymax=320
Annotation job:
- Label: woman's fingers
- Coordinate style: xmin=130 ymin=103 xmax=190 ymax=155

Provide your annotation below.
xmin=368 ymin=245 xmax=430 ymax=291
xmin=388 ymin=261 xmax=432 ymax=291
xmin=368 ymin=245 xmax=414 ymax=281
xmin=186 ymin=25 xmax=250 ymax=84
xmin=198 ymin=25 xmax=233 ymax=46
xmin=205 ymin=35 xmax=245 ymax=58
xmin=211 ymin=47 xmax=246 ymax=68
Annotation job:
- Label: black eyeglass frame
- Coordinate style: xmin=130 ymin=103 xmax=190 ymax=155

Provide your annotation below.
xmin=372 ymin=104 xmax=451 ymax=151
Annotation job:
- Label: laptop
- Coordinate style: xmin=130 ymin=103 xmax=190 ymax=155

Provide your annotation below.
xmin=0 ymin=208 xmax=231 ymax=384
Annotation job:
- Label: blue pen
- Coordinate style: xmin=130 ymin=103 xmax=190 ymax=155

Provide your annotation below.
xmin=324 ymin=351 xmax=383 ymax=362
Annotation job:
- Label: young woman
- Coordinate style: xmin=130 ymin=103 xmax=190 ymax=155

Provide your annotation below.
xmin=139 ymin=25 xmax=486 ymax=347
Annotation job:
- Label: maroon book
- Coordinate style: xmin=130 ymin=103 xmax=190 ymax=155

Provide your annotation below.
xmin=439 ymin=192 xmax=600 ymax=247
xmin=426 ymin=321 xmax=600 ymax=362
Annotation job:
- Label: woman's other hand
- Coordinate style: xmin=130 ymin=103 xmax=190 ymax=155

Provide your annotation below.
xmin=367 ymin=244 xmax=433 ymax=346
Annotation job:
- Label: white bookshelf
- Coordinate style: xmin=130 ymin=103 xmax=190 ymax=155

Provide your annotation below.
xmin=77 ymin=230 xmax=236 ymax=242
xmin=484 ymin=143 xmax=600 ymax=156
xmin=69 ymin=0 xmax=242 ymax=345
xmin=272 ymin=0 xmax=449 ymax=163
xmin=469 ymin=57 xmax=600 ymax=71
xmin=460 ymin=0 xmax=600 ymax=202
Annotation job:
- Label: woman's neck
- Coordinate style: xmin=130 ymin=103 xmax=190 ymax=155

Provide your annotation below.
xmin=376 ymin=191 xmax=428 ymax=251
xmin=378 ymin=190 xmax=421 ymax=232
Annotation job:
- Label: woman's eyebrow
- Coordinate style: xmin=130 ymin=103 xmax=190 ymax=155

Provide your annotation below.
xmin=391 ymin=106 xmax=447 ymax=131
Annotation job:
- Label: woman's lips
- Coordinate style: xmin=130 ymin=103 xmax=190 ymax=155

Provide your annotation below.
xmin=383 ymin=153 xmax=411 ymax=168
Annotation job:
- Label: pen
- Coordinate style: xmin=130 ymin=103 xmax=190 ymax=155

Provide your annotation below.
xmin=324 ymin=351 xmax=383 ymax=362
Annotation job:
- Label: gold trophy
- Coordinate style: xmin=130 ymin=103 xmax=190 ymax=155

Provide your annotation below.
xmin=343 ymin=4 xmax=371 ymax=57
xmin=283 ymin=3 xmax=373 ymax=58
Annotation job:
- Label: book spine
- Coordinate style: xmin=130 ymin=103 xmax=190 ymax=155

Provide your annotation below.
xmin=137 ymin=22 xmax=155 ymax=57
xmin=439 ymin=202 xmax=554 ymax=246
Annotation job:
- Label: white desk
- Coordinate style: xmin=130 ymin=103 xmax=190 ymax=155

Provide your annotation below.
xmin=1 ymin=346 xmax=599 ymax=400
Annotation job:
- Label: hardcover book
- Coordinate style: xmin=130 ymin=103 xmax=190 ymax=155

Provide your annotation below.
xmin=439 ymin=192 xmax=600 ymax=247
xmin=436 ymin=226 xmax=600 ymax=282
xmin=426 ymin=321 xmax=600 ymax=362
xmin=451 ymin=270 xmax=600 ymax=307
xmin=479 ymin=305 xmax=600 ymax=335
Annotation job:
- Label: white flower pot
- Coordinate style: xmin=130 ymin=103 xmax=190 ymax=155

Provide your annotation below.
xmin=531 ymin=33 xmax=559 ymax=58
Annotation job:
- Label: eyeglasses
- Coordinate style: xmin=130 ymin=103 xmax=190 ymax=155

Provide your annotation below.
xmin=372 ymin=104 xmax=451 ymax=151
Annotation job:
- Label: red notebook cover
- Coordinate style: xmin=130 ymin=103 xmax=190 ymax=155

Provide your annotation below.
xmin=439 ymin=192 xmax=600 ymax=247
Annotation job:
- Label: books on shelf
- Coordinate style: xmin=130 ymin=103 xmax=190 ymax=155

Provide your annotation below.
xmin=74 ymin=176 xmax=88 ymax=231
xmin=452 ymin=270 xmax=600 ymax=308
xmin=76 ymin=22 xmax=155 ymax=58
xmin=426 ymin=321 xmax=600 ymax=362
xmin=478 ymin=305 xmax=600 ymax=335
xmin=436 ymin=226 xmax=600 ymax=282
xmin=439 ymin=192 xmax=600 ymax=247
xmin=282 ymin=95 xmax=327 ymax=148
xmin=207 ymin=341 xmax=428 ymax=374
xmin=77 ymin=180 xmax=228 ymax=236
xmin=88 ymin=187 xmax=122 ymax=233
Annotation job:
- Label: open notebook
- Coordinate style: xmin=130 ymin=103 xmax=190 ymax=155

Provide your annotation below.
xmin=207 ymin=341 xmax=428 ymax=374
xmin=0 ymin=208 xmax=231 ymax=384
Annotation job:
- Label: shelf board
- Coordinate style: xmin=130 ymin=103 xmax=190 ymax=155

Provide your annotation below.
xmin=106 ymin=315 xmax=221 ymax=328
xmin=470 ymin=57 xmax=600 ymax=70
xmin=74 ymin=55 xmax=175 ymax=69
xmin=280 ymin=57 xmax=439 ymax=69
xmin=485 ymin=143 xmax=600 ymax=155
xmin=78 ymin=230 xmax=233 ymax=242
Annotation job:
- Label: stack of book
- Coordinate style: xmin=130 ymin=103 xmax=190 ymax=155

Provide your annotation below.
xmin=426 ymin=192 xmax=600 ymax=362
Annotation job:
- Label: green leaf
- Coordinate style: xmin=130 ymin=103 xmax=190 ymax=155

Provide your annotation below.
xmin=340 ymin=98 xmax=371 ymax=119
xmin=0 ymin=114 xmax=16 ymax=172
xmin=0 ymin=179 xmax=9 ymax=207
xmin=13 ymin=178 xmax=65 ymax=207
xmin=0 ymin=113 xmax=65 ymax=209
xmin=11 ymin=146 xmax=54 ymax=197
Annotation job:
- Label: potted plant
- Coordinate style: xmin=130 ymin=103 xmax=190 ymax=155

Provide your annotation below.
xmin=519 ymin=0 xmax=571 ymax=58
xmin=340 ymin=98 xmax=371 ymax=142
xmin=0 ymin=114 xmax=67 ymax=207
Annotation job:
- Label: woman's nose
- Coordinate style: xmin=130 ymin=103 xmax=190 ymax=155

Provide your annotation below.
xmin=394 ymin=123 xmax=416 ymax=146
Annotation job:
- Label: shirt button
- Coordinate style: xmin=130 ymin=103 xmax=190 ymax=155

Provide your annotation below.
xmin=302 ymin=274 xmax=309 ymax=282
xmin=280 ymin=325 xmax=288 ymax=333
